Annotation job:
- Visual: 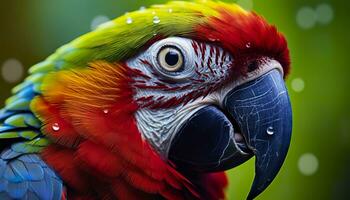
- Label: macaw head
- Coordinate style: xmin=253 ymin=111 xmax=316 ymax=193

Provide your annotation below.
xmin=31 ymin=1 xmax=292 ymax=199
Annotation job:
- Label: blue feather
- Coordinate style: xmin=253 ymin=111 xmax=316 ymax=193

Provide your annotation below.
xmin=30 ymin=176 xmax=53 ymax=200
xmin=0 ymin=110 xmax=15 ymax=122
xmin=0 ymin=153 xmax=63 ymax=199
xmin=23 ymin=191 xmax=40 ymax=200
xmin=9 ymin=160 xmax=29 ymax=180
xmin=6 ymin=181 xmax=28 ymax=199
xmin=1 ymin=149 xmax=22 ymax=160
xmin=18 ymin=154 xmax=41 ymax=164
xmin=50 ymin=178 xmax=63 ymax=200
xmin=0 ymin=179 xmax=8 ymax=192
xmin=0 ymin=126 xmax=15 ymax=133
xmin=0 ymin=192 xmax=12 ymax=200
xmin=4 ymin=164 xmax=23 ymax=183
xmin=0 ymin=159 xmax=6 ymax=177
xmin=24 ymin=162 xmax=44 ymax=181
xmin=16 ymin=85 xmax=36 ymax=99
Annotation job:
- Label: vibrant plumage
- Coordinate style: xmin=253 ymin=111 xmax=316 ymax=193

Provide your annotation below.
xmin=0 ymin=1 xmax=291 ymax=199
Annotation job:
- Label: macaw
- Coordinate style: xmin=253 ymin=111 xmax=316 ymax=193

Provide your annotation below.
xmin=0 ymin=1 xmax=292 ymax=199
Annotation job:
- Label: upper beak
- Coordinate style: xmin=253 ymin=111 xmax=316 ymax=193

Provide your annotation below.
xmin=224 ymin=69 xmax=292 ymax=199
xmin=168 ymin=68 xmax=292 ymax=199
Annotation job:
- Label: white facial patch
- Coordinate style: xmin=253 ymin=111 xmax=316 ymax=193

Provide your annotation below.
xmin=126 ymin=37 xmax=283 ymax=158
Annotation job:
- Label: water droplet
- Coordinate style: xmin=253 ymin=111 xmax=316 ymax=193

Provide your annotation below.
xmin=126 ymin=17 xmax=133 ymax=24
xmin=52 ymin=123 xmax=60 ymax=132
xmin=139 ymin=6 xmax=146 ymax=11
xmin=103 ymin=109 xmax=109 ymax=114
xmin=152 ymin=11 xmax=156 ymax=15
xmin=168 ymin=8 xmax=173 ymax=13
xmin=153 ymin=32 xmax=157 ymax=36
xmin=266 ymin=126 xmax=274 ymax=135
xmin=246 ymin=42 xmax=251 ymax=48
xmin=153 ymin=16 xmax=160 ymax=24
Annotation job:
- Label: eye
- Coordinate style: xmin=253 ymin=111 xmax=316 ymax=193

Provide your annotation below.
xmin=157 ymin=46 xmax=184 ymax=72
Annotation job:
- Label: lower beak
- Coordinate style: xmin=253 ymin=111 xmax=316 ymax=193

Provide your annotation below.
xmin=169 ymin=69 xmax=292 ymax=199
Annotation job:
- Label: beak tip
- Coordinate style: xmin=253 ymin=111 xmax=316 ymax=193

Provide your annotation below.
xmin=246 ymin=180 xmax=266 ymax=200
xmin=247 ymin=193 xmax=259 ymax=200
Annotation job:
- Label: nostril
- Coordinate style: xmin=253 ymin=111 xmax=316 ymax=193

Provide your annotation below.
xmin=247 ymin=59 xmax=258 ymax=72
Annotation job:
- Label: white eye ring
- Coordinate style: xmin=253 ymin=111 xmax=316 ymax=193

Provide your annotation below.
xmin=157 ymin=46 xmax=184 ymax=72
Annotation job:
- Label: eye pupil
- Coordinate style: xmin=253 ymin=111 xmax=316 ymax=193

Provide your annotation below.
xmin=158 ymin=46 xmax=184 ymax=72
xmin=165 ymin=50 xmax=179 ymax=66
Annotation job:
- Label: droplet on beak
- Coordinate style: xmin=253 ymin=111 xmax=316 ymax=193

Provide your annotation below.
xmin=266 ymin=126 xmax=274 ymax=135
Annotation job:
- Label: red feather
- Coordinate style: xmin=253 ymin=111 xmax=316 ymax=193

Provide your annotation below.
xmin=195 ymin=8 xmax=290 ymax=78
xmin=37 ymin=62 xmax=201 ymax=199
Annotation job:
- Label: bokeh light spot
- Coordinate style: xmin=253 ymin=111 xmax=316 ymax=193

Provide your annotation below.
xmin=291 ymin=78 xmax=305 ymax=92
xmin=237 ymin=0 xmax=253 ymax=11
xmin=91 ymin=15 xmax=110 ymax=30
xmin=316 ymin=3 xmax=334 ymax=25
xmin=296 ymin=7 xmax=317 ymax=29
xmin=1 ymin=58 xmax=24 ymax=83
xmin=298 ymin=153 xmax=319 ymax=176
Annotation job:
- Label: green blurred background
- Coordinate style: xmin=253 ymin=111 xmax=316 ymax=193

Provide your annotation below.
xmin=0 ymin=0 xmax=348 ymax=199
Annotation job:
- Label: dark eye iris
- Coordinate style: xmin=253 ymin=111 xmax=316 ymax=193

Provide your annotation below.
xmin=165 ymin=50 xmax=179 ymax=66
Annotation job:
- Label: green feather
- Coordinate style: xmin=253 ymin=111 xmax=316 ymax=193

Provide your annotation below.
xmin=19 ymin=131 xmax=39 ymax=140
xmin=0 ymin=132 xmax=19 ymax=139
xmin=5 ymin=99 xmax=30 ymax=111
xmin=11 ymin=142 xmax=44 ymax=154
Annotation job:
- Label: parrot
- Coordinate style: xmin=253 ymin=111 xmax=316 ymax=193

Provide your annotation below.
xmin=0 ymin=0 xmax=292 ymax=199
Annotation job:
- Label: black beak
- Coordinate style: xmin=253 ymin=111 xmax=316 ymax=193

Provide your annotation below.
xmin=168 ymin=69 xmax=292 ymax=199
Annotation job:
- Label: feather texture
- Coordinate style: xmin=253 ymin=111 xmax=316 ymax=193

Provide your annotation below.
xmin=0 ymin=153 xmax=63 ymax=199
xmin=33 ymin=62 xmax=200 ymax=199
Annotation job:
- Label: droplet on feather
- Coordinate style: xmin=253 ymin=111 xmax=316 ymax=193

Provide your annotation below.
xmin=103 ymin=109 xmax=109 ymax=114
xmin=52 ymin=123 xmax=60 ymax=132
xmin=126 ymin=17 xmax=133 ymax=24
xmin=153 ymin=16 xmax=160 ymax=24
xmin=246 ymin=42 xmax=251 ymax=48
